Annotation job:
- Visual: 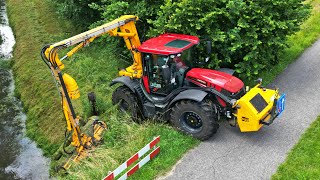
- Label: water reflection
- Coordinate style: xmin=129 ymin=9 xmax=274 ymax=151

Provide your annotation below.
xmin=0 ymin=0 xmax=50 ymax=179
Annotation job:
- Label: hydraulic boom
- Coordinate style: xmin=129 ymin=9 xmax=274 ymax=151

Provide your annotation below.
xmin=40 ymin=15 xmax=142 ymax=170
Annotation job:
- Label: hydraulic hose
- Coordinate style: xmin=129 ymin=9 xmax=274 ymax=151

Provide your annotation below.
xmin=63 ymin=129 xmax=74 ymax=155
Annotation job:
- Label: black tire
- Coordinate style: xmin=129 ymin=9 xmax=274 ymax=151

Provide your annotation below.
xmin=170 ymin=99 xmax=219 ymax=140
xmin=112 ymin=85 xmax=141 ymax=122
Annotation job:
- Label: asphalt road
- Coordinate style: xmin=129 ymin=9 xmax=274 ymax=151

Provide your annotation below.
xmin=162 ymin=39 xmax=320 ymax=180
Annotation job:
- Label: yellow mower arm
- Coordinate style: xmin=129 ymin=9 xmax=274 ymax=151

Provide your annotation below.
xmin=40 ymin=15 xmax=143 ymax=170
xmin=43 ymin=15 xmax=143 ymax=78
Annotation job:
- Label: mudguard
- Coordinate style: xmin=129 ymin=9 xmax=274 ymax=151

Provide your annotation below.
xmin=168 ymin=89 xmax=208 ymax=108
xmin=110 ymin=76 xmax=139 ymax=92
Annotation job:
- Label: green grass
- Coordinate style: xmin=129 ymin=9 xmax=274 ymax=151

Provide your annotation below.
xmin=6 ymin=0 xmax=198 ymax=179
xmin=7 ymin=0 xmax=70 ymax=155
xmin=5 ymin=0 xmax=320 ymax=179
xmin=65 ymin=113 xmax=196 ymax=179
xmin=272 ymin=116 xmax=320 ymax=179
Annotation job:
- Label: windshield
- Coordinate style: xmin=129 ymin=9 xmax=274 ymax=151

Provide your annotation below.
xmin=180 ymin=46 xmax=194 ymax=67
xmin=180 ymin=43 xmax=206 ymax=68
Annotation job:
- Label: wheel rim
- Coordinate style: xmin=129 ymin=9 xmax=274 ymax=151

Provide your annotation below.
xmin=180 ymin=111 xmax=203 ymax=133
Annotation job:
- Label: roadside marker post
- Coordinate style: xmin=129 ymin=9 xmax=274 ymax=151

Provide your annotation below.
xmin=103 ymin=136 xmax=160 ymax=180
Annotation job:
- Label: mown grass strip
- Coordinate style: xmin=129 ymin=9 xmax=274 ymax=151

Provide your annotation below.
xmin=6 ymin=0 xmax=198 ymax=179
xmin=6 ymin=0 xmax=71 ymax=155
xmin=272 ymin=116 xmax=320 ymax=179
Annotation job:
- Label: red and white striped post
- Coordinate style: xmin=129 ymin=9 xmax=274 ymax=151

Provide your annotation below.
xmin=103 ymin=136 xmax=160 ymax=180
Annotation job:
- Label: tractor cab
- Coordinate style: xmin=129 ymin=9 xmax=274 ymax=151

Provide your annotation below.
xmin=138 ymin=33 xmax=200 ymax=95
xmin=137 ymin=33 xmax=245 ymax=108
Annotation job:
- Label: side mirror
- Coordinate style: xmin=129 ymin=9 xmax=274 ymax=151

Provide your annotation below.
xmin=206 ymin=41 xmax=212 ymax=54
xmin=205 ymin=41 xmax=212 ymax=63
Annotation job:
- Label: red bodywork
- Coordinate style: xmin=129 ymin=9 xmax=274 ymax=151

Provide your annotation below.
xmin=138 ymin=33 xmax=199 ymax=55
xmin=186 ymin=68 xmax=244 ymax=93
xmin=186 ymin=68 xmax=244 ymax=106
xmin=142 ymin=76 xmax=150 ymax=93
xmin=139 ymin=33 xmax=244 ymax=106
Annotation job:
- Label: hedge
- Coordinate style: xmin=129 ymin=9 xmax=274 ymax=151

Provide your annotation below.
xmin=53 ymin=0 xmax=310 ymax=79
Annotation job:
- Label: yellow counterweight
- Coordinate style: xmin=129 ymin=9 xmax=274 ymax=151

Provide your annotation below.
xmin=235 ymin=86 xmax=279 ymax=132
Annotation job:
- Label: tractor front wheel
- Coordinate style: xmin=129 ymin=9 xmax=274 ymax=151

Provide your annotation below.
xmin=112 ymin=85 xmax=140 ymax=122
xmin=170 ymin=99 xmax=219 ymax=140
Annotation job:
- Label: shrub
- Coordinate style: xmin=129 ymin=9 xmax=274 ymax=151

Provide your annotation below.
xmin=52 ymin=0 xmax=101 ymax=28
xmin=90 ymin=0 xmax=163 ymax=35
xmin=149 ymin=0 xmax=311 ymax=79
xmin=53 ymin=0 xmax=311 ymax=79
xmin=87 ymin=0 xmax=165 ymax=58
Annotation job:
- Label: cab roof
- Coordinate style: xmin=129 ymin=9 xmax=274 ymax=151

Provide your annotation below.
xmin=137 ymin=33 xmax=199 ymax=55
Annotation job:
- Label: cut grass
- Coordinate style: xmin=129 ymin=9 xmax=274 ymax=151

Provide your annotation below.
xmin=5 ymin=0 xmax=320 ymax=179
xmin=6 ymin=0 xmax=70 ymax=155
xmin=272 ymin=116 xmax=320 ymax=179
xmin=6 ymin=0 xmax=198 ymax=179
xmin=65 ymin=112 xmax=197 ymax=180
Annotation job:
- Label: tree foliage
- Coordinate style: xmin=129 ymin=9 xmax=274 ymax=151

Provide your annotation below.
xmin=149 ymin=0 xmax=310 ymax=78
xmin=89 ymin=0 xmax=164 ymax=41
xmin=53 ymin=0 xmax=311 ymax=79
xmin=53 ymin=0 xmax=101 ymax=28
xmin=86 ymin=0 xmax=165 ymax=57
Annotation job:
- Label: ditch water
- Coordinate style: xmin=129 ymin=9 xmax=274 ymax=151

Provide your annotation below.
xmin=0 ymin=1 xmax=50 ymax=179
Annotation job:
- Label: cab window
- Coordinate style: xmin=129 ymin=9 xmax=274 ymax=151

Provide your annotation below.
xmin=143 ymin=54 xmax=174 ymax=95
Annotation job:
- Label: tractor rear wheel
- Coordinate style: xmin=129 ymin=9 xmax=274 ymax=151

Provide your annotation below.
xmin=112 ymin=85 xmax=140 ymax=122
xmin=170 ymin=99 xmax=219 ymax=140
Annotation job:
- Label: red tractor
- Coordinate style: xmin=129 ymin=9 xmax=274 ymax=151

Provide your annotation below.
xmin=111 ymin=33 xmax=283 ymax=140
xmin=43 ymin=15 xmax=284 ymax=143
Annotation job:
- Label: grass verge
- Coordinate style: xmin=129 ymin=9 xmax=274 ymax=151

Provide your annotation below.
xmin=6 ymin=0 xmax=198 ymax=179
xmin=272 ymin=116 xmax=320 ymax=179
xmin=5 ymin=0 xmax=320 ymax=179
xmin=7 ymin=0 xmax=71 ymax=155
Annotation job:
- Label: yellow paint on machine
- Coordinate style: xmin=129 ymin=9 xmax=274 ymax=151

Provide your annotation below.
xmin=44 ymin=15 xmax=143 ymax=79
xmin=235 ymin=85 xmax=279 ymax=132
xmin=62 ymin=73 xmax=80 ymax=99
